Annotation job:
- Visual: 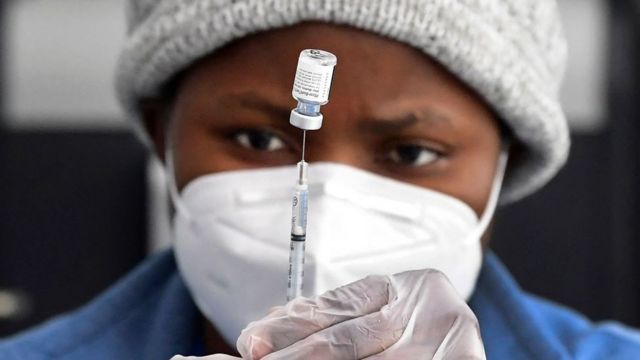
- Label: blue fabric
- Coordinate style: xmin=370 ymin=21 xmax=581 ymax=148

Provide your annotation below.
xmin=0 ymin=251 xmax=204 ymax=360
xmin=470 ymin=253 xmax=640 ymax=360
xmin=2 ymin=250 xmax=640 ymax=359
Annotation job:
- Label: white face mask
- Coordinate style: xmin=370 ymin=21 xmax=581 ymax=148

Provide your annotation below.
xmin=170 ymin=154 xmax=507 ymax=346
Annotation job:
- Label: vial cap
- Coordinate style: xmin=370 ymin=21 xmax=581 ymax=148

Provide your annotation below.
xmin=290 ymin=110 xmax=323 ymax=130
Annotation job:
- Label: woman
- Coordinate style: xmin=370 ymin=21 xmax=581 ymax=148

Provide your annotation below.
xmin=2 ymin=1 xmax=640 ymax=359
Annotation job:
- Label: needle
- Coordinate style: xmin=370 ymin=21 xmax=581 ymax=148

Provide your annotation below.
xmin=301 ymin=130 xmax=307 ymax=161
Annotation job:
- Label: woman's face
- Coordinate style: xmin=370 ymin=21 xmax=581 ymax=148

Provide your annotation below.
xmin=144 ymin=22 xmax=502 ymax=218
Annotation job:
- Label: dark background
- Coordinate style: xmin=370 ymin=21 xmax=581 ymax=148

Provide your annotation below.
xmin=0 ymin=1 xmax=639 ymax=338
xmin=492 ymin=0 xmax=640 ymax=325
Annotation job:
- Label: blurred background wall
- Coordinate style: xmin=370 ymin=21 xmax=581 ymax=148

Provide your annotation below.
xmin=0 ymin=0 xmax=148 ymax=336
xmin=1 ymin=0 xmax=639 ymax=337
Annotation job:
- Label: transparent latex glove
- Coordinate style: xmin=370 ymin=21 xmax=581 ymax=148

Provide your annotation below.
xmin=236 ymin=269 xmax=486 ymax=359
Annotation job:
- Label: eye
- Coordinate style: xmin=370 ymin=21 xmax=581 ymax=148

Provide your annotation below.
xmin=234 ymin=129 xmax=286 ymax=152
xmin=387 ymin=144 xmax=440 ymax=167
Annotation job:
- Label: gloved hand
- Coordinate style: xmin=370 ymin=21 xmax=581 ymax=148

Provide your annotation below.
xmin=173 ymin=269 xmax=486 ymax=359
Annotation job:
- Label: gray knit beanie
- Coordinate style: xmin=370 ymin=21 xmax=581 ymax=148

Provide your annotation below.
xmin=115 ymin=0 xmax=569 ymax=203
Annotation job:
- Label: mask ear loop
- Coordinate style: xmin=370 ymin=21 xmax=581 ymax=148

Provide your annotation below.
xmin=469 ymin=141 xmax=511 ymax=241
xmin=164 ymin=125 xmax=192 ymax=221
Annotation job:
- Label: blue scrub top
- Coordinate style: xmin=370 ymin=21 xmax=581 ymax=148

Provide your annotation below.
xmin=2 ymin=250 xmax=640 ymax=359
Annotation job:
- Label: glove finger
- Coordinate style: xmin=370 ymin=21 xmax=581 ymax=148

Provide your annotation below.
xmin=261 ymin=304 xmax=406 ymax=360
xmin=431 ymin=313 xmax=486 ymax=360
xmin=170 ymin=354 xmax=241 ymax=360
xmin=237 ymin=275 xmax=392 ymax=359
xmin=363 ymin=313 xmax=485 ymax=360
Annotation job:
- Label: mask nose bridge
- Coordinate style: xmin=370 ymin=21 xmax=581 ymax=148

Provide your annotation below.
xmin=306 ymin=168 xmax=430 ymax=225
xmin=305 ymin=153 xmax=363 ymax=170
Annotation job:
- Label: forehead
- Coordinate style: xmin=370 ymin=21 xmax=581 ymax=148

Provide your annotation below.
xmin=174 ymin=22 xmax=496 ymax=135
xmin=181 ymin=23 xmax=478 ymax=98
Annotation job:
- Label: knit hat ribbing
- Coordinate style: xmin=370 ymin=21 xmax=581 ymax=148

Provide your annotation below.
xmin=115 ymin=0 xmax=569 ymax=203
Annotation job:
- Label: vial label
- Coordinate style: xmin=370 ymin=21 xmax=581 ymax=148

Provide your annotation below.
xmin=292 ymin=57 xmax=334 ymax=104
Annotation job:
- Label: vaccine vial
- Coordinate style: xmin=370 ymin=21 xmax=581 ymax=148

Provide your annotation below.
xmin=290 ymin=49 xmax=337 ymax=130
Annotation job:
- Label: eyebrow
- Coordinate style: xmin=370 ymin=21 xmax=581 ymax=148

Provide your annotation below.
xmin=217 ymin=92 xmax=453 ymax=134
xmin=219 ymin=91 xmax=292 ymax=122
xmin=358 ymin=109 xmax=453 ymax=134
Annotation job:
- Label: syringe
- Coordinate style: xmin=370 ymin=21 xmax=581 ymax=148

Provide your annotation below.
xmin=286 ymin=49 xmax=337 ymax=301
xmin=287 ymin=159 xmax=308 ymax=301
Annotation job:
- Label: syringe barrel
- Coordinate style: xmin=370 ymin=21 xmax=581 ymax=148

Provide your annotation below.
xmin=287 ymin=239 xmax=305 ymax=301
xmin=288 ymin=162 xmax=308 ymax=301
xmin=290 ymin=184 xmax=308 ymax=236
